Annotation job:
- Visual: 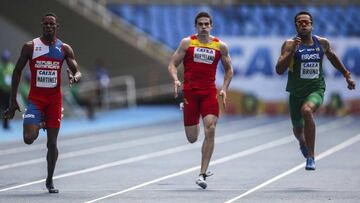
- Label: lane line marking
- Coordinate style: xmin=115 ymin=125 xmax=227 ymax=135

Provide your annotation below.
xmin=0 ymin=117 xmax=352 ymax=195
xmin=224 ymin=133 xmax=360 ymax=203
xmin=83 ymin=117 xmax=353 ymax=203
xmin=0 ymin=120 xmax=289 ymax=192
xmin=85 ymin=137 xmax=294 ymax=203
xmin=0 ymin=117 xmax=256 ymax=156
xmin=0 ymin=118 xmax=276 ymax=170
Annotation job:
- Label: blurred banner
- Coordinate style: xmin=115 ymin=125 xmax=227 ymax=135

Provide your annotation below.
xmin=216 ymin=37 xmax=360 ymax=104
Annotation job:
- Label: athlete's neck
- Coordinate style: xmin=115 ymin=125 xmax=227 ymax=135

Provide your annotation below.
xmin=299 ymin=34 xmax=313 ymax=46
xmin=40 ymin=35 xmax=56 ymax=46
xmin=197 ymin=34 xmax=211 ymax=44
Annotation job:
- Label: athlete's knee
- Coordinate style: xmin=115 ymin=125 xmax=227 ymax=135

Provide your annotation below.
xmin=186 ymin=134 xmax=198 ymax=143
xmin=23 ymin=132 xmax=38 ymax=145
xmin=204 ymin=121 xmax=216 ymax=133
xmin=24 ymin=137 xmax=34 ymax=145
xmin=301 ymin=106 xmax=313 ymax=118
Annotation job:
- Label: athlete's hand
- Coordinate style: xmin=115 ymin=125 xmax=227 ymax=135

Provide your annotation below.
xmin=173 ymin=80 xmax=181 ymax=98
xmin=346 ymin=76 xmax=356 ymax=90
xmin=219 ymin=89 xmax=227 ymax=109
xmin=3 ymin=101 xmax=20 ymax=120
xmin=67 ymin=69 xmax=81 ymax=87
xmin=292 ymin=37 xmax=302 ymax=52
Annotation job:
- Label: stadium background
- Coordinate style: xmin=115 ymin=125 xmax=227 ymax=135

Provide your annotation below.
xmin=0 ymin=0 xmax=359 ymax=118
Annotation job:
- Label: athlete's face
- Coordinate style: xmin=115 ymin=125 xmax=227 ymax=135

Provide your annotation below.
xmin=41 ymin=16 xmax=58 ymax=38
xmin=295 ymin=14 xmax=312 ymax=37
xmin=195 ymin=17 xmax=212 ymax=35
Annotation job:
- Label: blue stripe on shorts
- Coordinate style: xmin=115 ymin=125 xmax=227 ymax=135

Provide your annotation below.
xmin=23 ymin=101 xmax=43 ymax=126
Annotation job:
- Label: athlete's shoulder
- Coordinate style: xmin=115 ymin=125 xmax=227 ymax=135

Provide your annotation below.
xmin=313 ymin=35 xmax=330 ymax=51
xmin=281 ymin=38 xmax=297 ymax=48
xmin=215 ymin=38 xmax=229 ymax=55
xmin=313 ymin=35 xmax=329 ymax=43
xmin=61 ymin=42 xmax=75 ymax=56
xmin=285 ymin=37 xmax=296 ymax=44
xmin=211 ymin=35 xmax=220 ymax=42
xmin=179 ymin=37 xmax=191 ymax=49
xmin=24 ymin=40 xmax=33 ymax=48
xmin=189 ymin=34 xmax=197 ymax=40
xmin=21 ymin=40 xmax=34 ymax=56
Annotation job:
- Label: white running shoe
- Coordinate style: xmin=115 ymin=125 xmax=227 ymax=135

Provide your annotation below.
xmin=195 ymin=175 xmax=207 ymax=189
xmin=195 ymin=171 xmax=213 ymax=189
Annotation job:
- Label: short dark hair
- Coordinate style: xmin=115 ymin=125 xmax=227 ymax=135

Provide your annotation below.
xmin=194 ymin=11 xmax=212 ymax=26
xmin=43 ymin=12 xmax=58 ymax=21
xmin=294 ymin=11 xmax=313 ymax=24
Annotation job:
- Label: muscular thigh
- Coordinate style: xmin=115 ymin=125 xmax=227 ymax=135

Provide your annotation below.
xmin=44 ymin=99 xmax=62 ymax=128
xmin=183 ymin=90 xmax=200 ymax=126
xmin=289 ymin=94 xmax=305 ymax=127
xmin=305 ymin=90 xmax=324 ymax=109
xmin=199 ymin=89 xmax=219 ymax=118
xmin=23 ymin=100 xmax=44 ymax=126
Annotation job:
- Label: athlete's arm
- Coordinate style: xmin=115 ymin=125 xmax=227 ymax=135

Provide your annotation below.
xmin=4 ymin=42 xmax=32 ymax=119
xmin=318 ymin=37 xmax=355 ymax=90
xmin=168 ymin=38 xmax=189 ymax=98
xmin=63 ymin=43 xmax=81 ymax=85
xmin=219 ymin=41 xmax=234 ymax=109
xmin=275 ymin=38 xmax=301 ymax=75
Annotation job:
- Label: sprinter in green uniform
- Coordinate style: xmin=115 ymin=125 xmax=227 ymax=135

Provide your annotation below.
xmin=275 ymin=11 xmax=355 ymax=170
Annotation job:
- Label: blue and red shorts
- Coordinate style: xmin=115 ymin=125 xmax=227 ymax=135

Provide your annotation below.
xmin=23 ymin=97 xmax=62 ymax=128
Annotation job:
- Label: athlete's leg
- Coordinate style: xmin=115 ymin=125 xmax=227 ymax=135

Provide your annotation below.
xmin=292 ymin=125 xmax=308 ymax=158
xmin=301 ymin=102 xmax=317 ymax=159
xmin=185 ymin=125 xmax=200 ymax=143
xmin=293 ymin=126 xmax=305 ymax=146
xmin=200 ymin=114 xmax=217 ymax=175
xmin=302 ymin=91 xmax=323 ymax=159
xmin=45 ymin=128 xmax=59 ymax=193
xmin=23 ymin=125 xmax=41 ymax=144
xmin=44 ymin=99 xmax=62 ymax=193
xmin=198 ymin=89 xmax=219 ymax=178
xmin=183 ymin=90 xmax=200 ymax=143
xmin=23 ymin=101 xmax=44 ymax=144
xmin=289 ymin=94 xmax=308 ymax=158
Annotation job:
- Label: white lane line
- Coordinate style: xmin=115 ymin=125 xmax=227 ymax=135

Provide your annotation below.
xmin=0 ymin=120 xmax=289 ymax=193
xmin=83 ymin=117 xmax=353 ymax=203
xmin=0 ymin=117 xmax=253 ymax=156
xmin=0 ymin=118 xmax=287 ymax=170
xmin=0 ymin=126 xmax=177 ymax=156
xmin=224 ymin=133 xmax=360 ymax=203
xmin=85 ymin=137 xmax=294 ymax=203
xmin=0 ymin=132 xmax=183 ymax=170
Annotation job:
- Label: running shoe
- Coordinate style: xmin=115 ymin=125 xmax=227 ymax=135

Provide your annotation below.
xmin=46 ymin=179 xmax=59 ymax=193
xmin=305 ymin=157 xmax=316 ymax=170
xmin=195 ymin=171 xmax=213 ymax=189
xmin=195 ymin=174 xmax=207 ymax=189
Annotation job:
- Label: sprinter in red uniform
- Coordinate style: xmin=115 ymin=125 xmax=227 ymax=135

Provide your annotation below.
xmin=168 ymin=11 xmax=233 ymax=189
xmin=4 ymin=12 xmax=81 ymax=193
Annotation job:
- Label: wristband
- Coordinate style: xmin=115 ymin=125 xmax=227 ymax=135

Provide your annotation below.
xmin=343 ymin=70 xmax=351 ymax=78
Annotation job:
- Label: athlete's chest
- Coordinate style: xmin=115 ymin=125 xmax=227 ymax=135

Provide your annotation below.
xmin=294 ymin=45 xmax=324 ymax=79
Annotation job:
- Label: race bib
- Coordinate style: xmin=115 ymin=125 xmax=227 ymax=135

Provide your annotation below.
xmin=36 ymin=70 xmax=58 ymax=88
xmin=300 ymin=62 xmax=320 ymax=79
xmin=193 ymin=47 xmax=215 ymax=64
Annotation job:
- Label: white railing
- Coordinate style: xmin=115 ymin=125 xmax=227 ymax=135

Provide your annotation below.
xmin=80 ymin=75 xmax=136 ymax=109
xmin=62 ymin=74 xmax=136 ymax=118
